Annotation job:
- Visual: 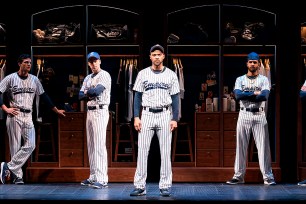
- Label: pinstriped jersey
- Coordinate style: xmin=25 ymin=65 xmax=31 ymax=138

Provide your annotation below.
xmin=133 ymin=66 xmax=180 ymax=108
xmin=0 ymin=72 xmax=44 ymax=110
xmin=81 ymin=69 xmax=111 ymax=106
xmin=234 ymin=74 xmax=270 ymax=109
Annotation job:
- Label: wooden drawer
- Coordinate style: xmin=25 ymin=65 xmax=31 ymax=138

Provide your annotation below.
xmin=60 ymin=149 xmax=84 ymax=167
xmin=223 ymin=113 xmax=238 ymax=130
xmin=196 ymin=149 xmax=220 ymax=167
xmin=223 ymin=131 xmax=236 ymax=149
xmin=223 ymin=149 xmax=236 ymax=167
xmin=60 ymin=131 xmax=84 ymax=149
xmin=59 ymin=113 xmax=84 ymax=131
xmin=196 ymin=131 xmax=220 ymax=149
xmin=196 ymin=113 xmax=220 ymax=130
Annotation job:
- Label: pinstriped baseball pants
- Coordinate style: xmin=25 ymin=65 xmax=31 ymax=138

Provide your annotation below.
xmin=233 ymin=111 xmax=274 ymax=180
xmin=134 ymin=109 xmax=172 ymax=189
xmin=86 ymin=108 xmax=109 ymax=183
xmin=6 ymin=113 xmax=36 ymax=179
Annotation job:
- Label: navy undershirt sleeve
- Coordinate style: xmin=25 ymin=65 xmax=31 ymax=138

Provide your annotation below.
xmin=171 ymin=93 xmax=179 ymax=121
xmin=87 ymin=84 xmax=105 ymax=97
xmin=0 ymin=91 xmax=3 ymax=106
xmin=79 ymin=91 xmax=87 ymax=100
xmin=233 ymin=89 xmax=255 ymax=100
xmin=255 ymin=90 xmax=270 ymax=101
xmin=40 ymin=92 xmax=55 ymax=109
xmin=133 ymin=91 xmax=142 ymax=118
xmin=300 ymin=90 xmax=306 ymax=101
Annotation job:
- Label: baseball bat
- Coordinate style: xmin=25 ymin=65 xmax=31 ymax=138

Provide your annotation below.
xmin=36 ymin=58 xmax=41 ymax=78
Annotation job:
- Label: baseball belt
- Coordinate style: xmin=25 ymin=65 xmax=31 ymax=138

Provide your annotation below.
xmin=240 ymin=107 xmax=263 ymax=112
xmin=143 ymin=106 xmax=169 ymax=113
xmin=19 ymin=108 xmax=31 ymax=113
xmin=87 ymin=104 xmax=107 ymax=110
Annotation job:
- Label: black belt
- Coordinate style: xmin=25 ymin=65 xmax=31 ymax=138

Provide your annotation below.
xmin=87 ymin=104 xmax=105 ymax=110
xmin=143 ymin=106 xmax=168 ymax=113
xmin=241 ymin=107 xmax=263 ymax=112
xmin=19 ymin=108 xmax=31 ymax=113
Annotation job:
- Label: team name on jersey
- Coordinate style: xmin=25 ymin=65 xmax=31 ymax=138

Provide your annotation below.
xmin=143 ymin=81 xmax=169 ymax=91
xmin=11 ymin=85 xmax=35 ymax=94
xmin=241 ymin=85 xmax=261 ymax=92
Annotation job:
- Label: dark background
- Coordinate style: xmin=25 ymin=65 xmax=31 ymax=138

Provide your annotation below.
xmin=0 ymin=0 xmax=304 ymax=182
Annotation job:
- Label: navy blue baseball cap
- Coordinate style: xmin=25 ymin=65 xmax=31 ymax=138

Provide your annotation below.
xmin=247 ymin=52 xmax=260 ymax=61
xmin=150 ymin=44 xmax=164 ymax=53
xmin=87 ymin=52 xmax=100 ymax=60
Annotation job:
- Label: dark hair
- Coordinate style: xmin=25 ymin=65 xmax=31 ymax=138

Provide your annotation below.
xmin=18 ymin=54 xmax=31 ymax=64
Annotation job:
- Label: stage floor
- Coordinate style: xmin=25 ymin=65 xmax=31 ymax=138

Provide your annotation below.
xmin=0 ymin=182 xmax=306 ymax=203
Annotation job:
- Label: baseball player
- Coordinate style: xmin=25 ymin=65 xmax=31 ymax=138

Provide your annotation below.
xmin=130 ymin=44 xmax=180 ymax=197
xmin=79 ymin=52 xmax=111 ymax=189
xmin=226 ymin=52 xmax=276 ymax=185
xmin=297 ymin=80 xmax=306 ymax=186
xmin=0 ymin=54 xmax=66 ymax=185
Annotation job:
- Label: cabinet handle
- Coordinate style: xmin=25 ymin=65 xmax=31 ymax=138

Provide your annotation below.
xmin=70 ymin=117 xmax=74 ymax=121
xmin=206 ymin=135 xmax=212 ymax=139
xmin=70 ymin=152 xmax=74 ymax=157
xmin=207 ymin=117 xmax=211 ymax=120
xmin=233 ymin=117 xmax=237 ymax=120
xmin=70 ymin=134 xmax=74 ymax=138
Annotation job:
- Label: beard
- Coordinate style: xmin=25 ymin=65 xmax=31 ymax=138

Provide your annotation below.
xmin=248 ymin=67 xmax=257 ymax=73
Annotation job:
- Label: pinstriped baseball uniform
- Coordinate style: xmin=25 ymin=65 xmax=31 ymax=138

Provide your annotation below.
xmin=132 ymin=66 xmax=180 ymax=190
xmin=80 ymin=69 xmax=111 ymax=184
xmin=0 ymin=72 xmax=44 ymax=179
xmin=232 ymin=74 xmax=274 ymax=181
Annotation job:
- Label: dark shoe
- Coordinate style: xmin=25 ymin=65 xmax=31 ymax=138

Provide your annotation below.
xmin=160 ymin=188 xmax=171 ymax=197
xmin=130 ymin=188 xmax=146 ymax=196
xmin=226 ymin=178 xmax=245 ymax=185
xmin=298 ymin=180 xmax=306 ymax=186
xmin=13 ymin=177 xmax=24 ymax=185
xmin=91 ymin=182 xmax=108 ymax=189
xmin=264 ymin=178 xmax=276 ymax=185
xmin=0 ymin=162 xmax=10 ymax=184
xmin=81 ymin=179 xmax=93 ymax=186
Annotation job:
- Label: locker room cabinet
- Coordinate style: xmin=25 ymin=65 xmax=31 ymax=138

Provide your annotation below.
xmin=26 ymin=4 xmax=141 ymax=182
xmin=167 ymin=4 xmax=281 ymax=181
